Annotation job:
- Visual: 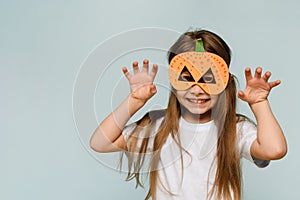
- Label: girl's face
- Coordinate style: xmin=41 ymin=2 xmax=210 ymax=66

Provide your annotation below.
xmin=175 ymin=84 xmax=219 ymax=124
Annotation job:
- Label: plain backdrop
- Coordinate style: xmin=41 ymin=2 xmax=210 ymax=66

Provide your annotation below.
xmin=1 ymin=0 xmax=299 ymax=199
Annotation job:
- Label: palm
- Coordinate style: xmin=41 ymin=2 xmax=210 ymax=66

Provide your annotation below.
xmin=128 ymin=69 xmax=154 ymax=92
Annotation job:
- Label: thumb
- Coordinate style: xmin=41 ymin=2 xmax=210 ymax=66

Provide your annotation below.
xmin=146 ymin=84 xmax=157 ymax=99
xmin=131 ymin=84 xmax=157 ymax=101
xmin=150 ymin=85 xmax=157 ymax=95
xmin=238 ymin=90 xmax=245 ymax=100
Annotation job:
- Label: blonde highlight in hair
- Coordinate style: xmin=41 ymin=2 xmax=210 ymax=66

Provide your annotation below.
xmin=123 ymin=29 xmax=243 ymax=200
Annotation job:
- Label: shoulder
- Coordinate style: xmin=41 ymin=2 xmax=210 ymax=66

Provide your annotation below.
xmin=122 ymin=109 xmax=166 ymax=138
xmin=138 ymin=109 xmax=166 ymax=126
xmin=236 ymin=114 xmax=257 ymax=147
xmin=236 ymin=114 xmax=257 ymax=133
xmin=147 ymin=109 xmax=166 ymax=122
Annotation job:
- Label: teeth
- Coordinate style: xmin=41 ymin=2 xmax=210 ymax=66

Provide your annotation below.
xmin=189 ymin=99 xmax=206 ymax=103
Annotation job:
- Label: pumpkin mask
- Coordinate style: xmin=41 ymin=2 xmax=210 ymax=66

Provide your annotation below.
xmin=169 ymin=39 xmax=229 ymax=95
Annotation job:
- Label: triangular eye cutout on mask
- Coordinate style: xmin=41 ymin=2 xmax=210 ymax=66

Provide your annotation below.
xmin=178 ymin=66 xmax=195 ymax=82
xmin=198 ymin=68 xmax=216 ymax=84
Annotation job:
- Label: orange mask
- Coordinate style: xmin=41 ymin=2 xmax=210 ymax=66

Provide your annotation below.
xmin=169 ymin=40 xmax=229 ymax=95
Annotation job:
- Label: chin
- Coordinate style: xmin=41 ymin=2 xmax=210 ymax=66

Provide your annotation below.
xmin=183 ymin=108 xmax=212 ymax=119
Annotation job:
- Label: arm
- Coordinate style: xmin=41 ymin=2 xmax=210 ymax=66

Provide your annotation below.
xmin=90 ymin=60 xmax=158 ymax=152
xmin=238 ymin=67 xmax=287 ymax=160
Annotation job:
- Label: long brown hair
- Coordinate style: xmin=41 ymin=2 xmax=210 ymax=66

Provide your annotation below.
xmin=124 ymin=30 xmax=243 ymax=200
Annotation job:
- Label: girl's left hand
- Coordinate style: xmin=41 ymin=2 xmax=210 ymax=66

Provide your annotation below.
xmin=238 ymin=67 xmax=281 ymax=106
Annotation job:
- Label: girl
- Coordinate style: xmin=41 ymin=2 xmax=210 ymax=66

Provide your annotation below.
xmin=90 ymin=30 xmax=287 ymax=200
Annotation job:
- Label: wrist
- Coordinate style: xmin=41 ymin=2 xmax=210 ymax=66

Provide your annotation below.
xmin=249 ymin=100 xmax=270 ymax=114
xmin=127 ymin=94 xmax=146 ymax=115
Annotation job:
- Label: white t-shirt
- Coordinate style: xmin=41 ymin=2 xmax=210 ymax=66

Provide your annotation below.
xmin=122 ymin=113 xmax=269 ymax=200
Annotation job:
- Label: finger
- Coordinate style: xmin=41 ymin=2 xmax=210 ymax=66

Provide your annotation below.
xmin=269 ymin=80 xmax=281 ymax=88
xmin=254 ymin=67 xmax=262 ymax=79
xmin=263 ymin=71 xmax=271 ymax=82
xmin=244 ymin=68 xmax=253 ymax=82
xmin=142 ymin=59 xmax=149 ymax=73
xmin=237 ymin=90 xmax=246 ymax=100
xmin=132 ymin=61 xmax=139 ymax=74
xmin=122 ymin=67 xmax=132 ymax=80
xmin=150 ymin=64 xmax=158 ymax=79
xmin=149 ymin=84 xmax=157 ymax=95
xmin=145 ymin=85 xmax=157 ymax=100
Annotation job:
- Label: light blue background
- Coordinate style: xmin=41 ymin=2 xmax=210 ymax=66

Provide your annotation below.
xmin=1 ymin=0 xmax=299 ymax=199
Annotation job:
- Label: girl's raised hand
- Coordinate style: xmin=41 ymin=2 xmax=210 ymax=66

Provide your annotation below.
xmin=122 ymin=59 xmax=158 ymax=103
xmin=238 ymin=67 xmax=281 ymax=105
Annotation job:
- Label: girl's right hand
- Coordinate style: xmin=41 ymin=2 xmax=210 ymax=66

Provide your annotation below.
xmin=122 ymin=59 xmax=158 ymax=104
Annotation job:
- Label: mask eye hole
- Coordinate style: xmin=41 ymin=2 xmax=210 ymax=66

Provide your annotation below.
xmin=202 ymin=73 xmax=214 ymax=83
xmin=178 ymin=66 xmax=195 ymax=82
xmin=198 ymin=68 xmax=216 ymax=84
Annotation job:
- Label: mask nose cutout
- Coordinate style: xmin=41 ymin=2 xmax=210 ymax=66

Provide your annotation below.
xmin=190 ymin=84 xmax=205 ymax=93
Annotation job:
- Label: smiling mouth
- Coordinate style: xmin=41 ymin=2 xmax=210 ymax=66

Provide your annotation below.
xmin=187 ymin=98 xmax=210 ymax=104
